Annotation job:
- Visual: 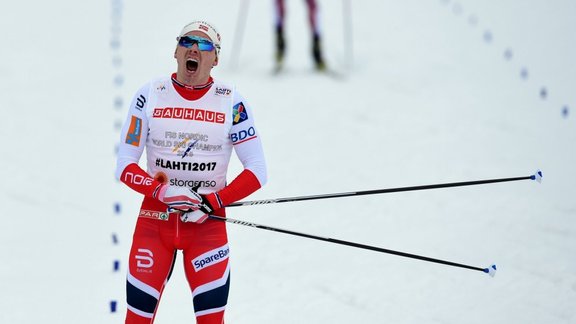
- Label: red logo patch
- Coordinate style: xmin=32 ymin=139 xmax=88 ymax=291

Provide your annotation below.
xmin=153 ymin=107 xmax=225 ymax=124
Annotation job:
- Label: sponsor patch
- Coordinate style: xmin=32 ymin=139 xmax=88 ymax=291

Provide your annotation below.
xmin=139 ymin=209 xmax=169 ymax=221
xmin=232 ymin=102 xmax=248 ymax=125
xmin=192 ymin=244 xmax=230 ymax=272
xmin=135 ymin=248 xmax=154 ymax=271
xmin=153 ymin=107 xmax=225 ymax=124
xmin=215 ymin=86 xmax=232 ymax=97
xmin=125 ymin=116 xmax=142 ymax=146
xmin=230 ymin=126 xmax=257 ymax=145
xmin=169 ymin=178 xmax=217 ymax=188
xmin=123 ymin=172 xmax=153 ymax=186
xmin=134 ymin=95 xmax=146 ymax=111
xmin=155 ymin=81 xmax=167 ymax=92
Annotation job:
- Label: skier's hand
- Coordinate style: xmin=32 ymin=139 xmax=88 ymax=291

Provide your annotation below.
xmin=180 ymin=198 xmax=214 ymax=223
xmin=156 ymin=185 xmax=203 ymax=212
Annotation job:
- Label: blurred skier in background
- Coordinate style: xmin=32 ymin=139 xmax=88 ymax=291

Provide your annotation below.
xmin=274 ymin=0 xmax=326 ymax=71
xmin=116 ymin=20 xmax=267 ymax=323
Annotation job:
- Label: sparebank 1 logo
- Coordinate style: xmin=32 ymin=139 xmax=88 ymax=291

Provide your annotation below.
xmin=232 ymin=102 xmax=248 ymax=125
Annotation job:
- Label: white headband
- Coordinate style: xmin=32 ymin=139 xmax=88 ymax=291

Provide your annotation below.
xmin=178 ymin=20 xmax=221 ymax=55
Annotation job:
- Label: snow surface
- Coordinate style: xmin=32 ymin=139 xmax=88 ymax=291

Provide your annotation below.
xmin=1 ymin=0 xmax=575 ymax=323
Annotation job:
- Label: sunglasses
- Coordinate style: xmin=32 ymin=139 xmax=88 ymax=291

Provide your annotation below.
xmin=177 ymin=35 xmax=216 ymax=51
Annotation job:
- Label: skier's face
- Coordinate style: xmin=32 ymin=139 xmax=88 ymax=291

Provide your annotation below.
xmin=174 ymin=31 xmax=218 ymax=85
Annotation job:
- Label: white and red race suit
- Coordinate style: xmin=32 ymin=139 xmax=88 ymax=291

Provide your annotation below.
xmin=116 ymin=74 xmax=267 ymax=323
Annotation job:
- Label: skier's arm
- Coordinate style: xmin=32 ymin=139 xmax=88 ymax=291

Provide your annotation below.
xmin=203 ymin=96 xmax=267 ymax=210
xmin=115 ymin=85 xmax=164 ymax=197
xmin=115 ymin=85 xmax=150 ymax=182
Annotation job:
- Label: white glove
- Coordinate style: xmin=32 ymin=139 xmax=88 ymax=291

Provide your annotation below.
xmin=180 ymin=199 xmax=214 ymax=223
xmin=181 ymin=209 xmax=209 ymax=223
xmin=156 ymin=185 xmax=202 ymax=212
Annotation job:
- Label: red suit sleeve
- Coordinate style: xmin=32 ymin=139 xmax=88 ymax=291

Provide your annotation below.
xmin=205 ymin=169 xmax=261 ymax=209
xmin=119 ymin=163 xmax=165 ymax=199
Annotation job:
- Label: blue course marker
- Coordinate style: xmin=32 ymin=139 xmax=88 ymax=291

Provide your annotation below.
xmin=562 ymin=105 xmax=569 ymax=118
xmin=540 ymin=87 xmax=548 ymax=99
xmin=110 ymin=300 xmax=117 ymax=313
xmin=483 ymin=30 xmax=493 ymax=43
xmin=504 ymin=48 xmax=513 ymax=60
xmin=520 ymin=67 xmax=529 ymax=80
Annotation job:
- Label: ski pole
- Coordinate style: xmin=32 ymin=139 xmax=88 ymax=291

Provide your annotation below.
xmin=210 ymin=215 xmax=497 ymax=276
xmin=342 ymin=0 xmax=353 ymax=71
xmin=229 ymin=0 xmax=250 ymax=71
xmin=230 ymin=170 xmax=542 ymax=207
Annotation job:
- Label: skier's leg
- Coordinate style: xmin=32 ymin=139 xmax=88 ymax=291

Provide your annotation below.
xmin=305 ymin=0 xmax=326 ymax=69
xmin=182 ymin=220 xmax=230 ymax=324
xmin=274 ymin=0 xmax=286 ymax=63
xmin=125 ymin=217 xmax=177 ymax=323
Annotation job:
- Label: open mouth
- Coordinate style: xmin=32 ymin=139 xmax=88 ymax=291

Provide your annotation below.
xmin=186 ymin=59 xmax=198 ymax=73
